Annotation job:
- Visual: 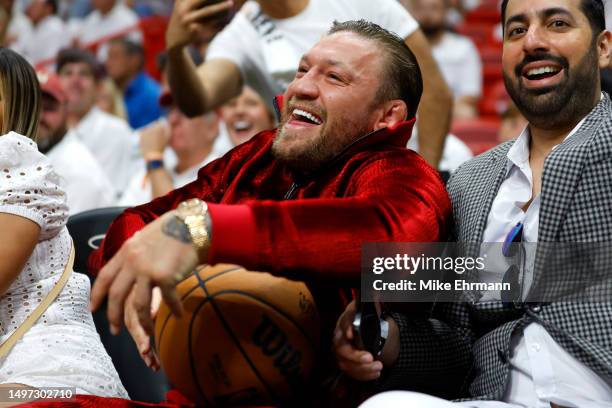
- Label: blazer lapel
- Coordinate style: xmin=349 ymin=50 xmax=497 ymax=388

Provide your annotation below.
xmin=538 ymin=97 xmax=611 ymax=243
xmin=469 ymin=152 xmax=510 ymax=244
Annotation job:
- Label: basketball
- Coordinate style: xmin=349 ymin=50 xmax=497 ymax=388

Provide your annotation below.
xmin=154 ymin=264 xmax=320 ymax=407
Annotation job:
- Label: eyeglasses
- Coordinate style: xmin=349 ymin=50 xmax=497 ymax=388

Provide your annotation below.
xmin=502 ymin=222 xmax=523 ymax=305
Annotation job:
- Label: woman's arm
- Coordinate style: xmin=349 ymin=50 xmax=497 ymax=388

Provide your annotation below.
xmin=0 ymin=213 xmax=40 ymax=296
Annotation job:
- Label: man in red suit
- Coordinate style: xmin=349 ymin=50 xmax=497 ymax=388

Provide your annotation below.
xmin=89 ymin=19 xmax=451 ymax=370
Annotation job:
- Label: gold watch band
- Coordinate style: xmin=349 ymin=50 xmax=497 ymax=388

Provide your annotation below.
xmin=177 ymin=198 xmax=210 ymax=259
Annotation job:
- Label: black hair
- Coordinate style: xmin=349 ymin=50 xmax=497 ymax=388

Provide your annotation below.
xmin=501 ymin=0 xmax=606 ymax=37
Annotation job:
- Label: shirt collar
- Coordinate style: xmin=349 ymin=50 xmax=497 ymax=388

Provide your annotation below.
xmin=126 ymin=71 xmax=147 ymax=96
xmin=74 ymin=106 xmax=101 ymax=133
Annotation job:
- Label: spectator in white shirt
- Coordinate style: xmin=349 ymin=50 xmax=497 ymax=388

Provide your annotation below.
xmin=72 ymin=0 xmax=141 ymax=59
xmin=119 ymin=96 xmax=220 ymax=207
xmin=0 ymin=0 xmax=32 ymax=47
xmin=406 ymin=0 xmax=483 ymax=119
xmin=36 ymin=70 xmax=116 ymax=214
xmin=407 ymin=129 xmax=473 ymax=174
xmin=119 ymin=50 xmax=221 ymax=206
xmin=12 ymin=0 xmax=68 ymax=67
xmin=56 ymin=48 xmax=139 ymax=197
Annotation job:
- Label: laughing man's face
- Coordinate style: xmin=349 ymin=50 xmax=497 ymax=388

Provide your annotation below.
xmin=274 ymin=32 xmax=385 ymax=172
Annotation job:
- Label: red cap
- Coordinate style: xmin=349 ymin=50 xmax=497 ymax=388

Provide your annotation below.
xmin=36 ymin=70 xmax=66 ymax=103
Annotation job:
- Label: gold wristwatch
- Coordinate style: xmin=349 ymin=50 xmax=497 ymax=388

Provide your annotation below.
xmin=176 ymin=198 xmax=210 ymax=258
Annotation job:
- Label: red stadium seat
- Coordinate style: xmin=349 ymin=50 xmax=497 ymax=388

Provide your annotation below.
xmin=451 ymin=118 xmax=501 ymax=155
xmin=480 ymin=44 xmax=503 ymax=85
xmin=480 ymin=44 xmax=502 ymax=64
xmin=139 ymin=15 xmax=169 ymax=81
xmin=456 ymin=22 xmax=492 ymax=48
xmin=465 ymin=6 xmax=501 ymax=25
xmin=480 ymin=79 xmax=510 ymax=116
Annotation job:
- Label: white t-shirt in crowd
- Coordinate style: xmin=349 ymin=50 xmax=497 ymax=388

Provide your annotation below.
xmin=431 ymin=32 xmax=482 ymax=98
xmin=72 ymin=107 xmax=140 ymax=198
xmin=46 ymin=131 xmax=116 ymax=215
xmin=207 ymin=0 xmax=419 ymax=109
xmin=6 ymin=9 xmax=32 ymax=47
xmin=407 ymin=130 xmax=473 ymax=173
xmin=118 ymin=153 xmax=218 ymax=207
xmin=70 ymin=3 xmax=141 ymax=60
xmin=12 ymin=15 xmax=69 ymax=67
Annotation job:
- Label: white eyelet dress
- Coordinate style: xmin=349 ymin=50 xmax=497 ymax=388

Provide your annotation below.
xmin=0 ymin=132 xmax=128 ymax=398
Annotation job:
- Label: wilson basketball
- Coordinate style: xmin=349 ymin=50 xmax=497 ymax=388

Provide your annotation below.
xmin=154 ymin=264 xmax=320 ymax=407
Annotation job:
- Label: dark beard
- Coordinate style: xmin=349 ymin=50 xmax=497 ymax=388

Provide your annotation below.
xmin=273 ymin=117 xmax=371 ymax=174
xmin=503 ymin=44 xmax=600 ymax=130
xmin=37 ymin=126 xmax=67 ymax=154
xmin=420 ymin=24 xmax=445 ymax=39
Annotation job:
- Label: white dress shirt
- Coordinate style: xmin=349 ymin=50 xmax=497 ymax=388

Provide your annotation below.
xmin=46 ymin=131 xmax=116 ymax=214
xmin=72 ymin=107 xmax=140 ymax=197
xmin=118 ymin=153 xmax=217 ymax=207
xmin=479 ymin=111 xmax=612 ymax=408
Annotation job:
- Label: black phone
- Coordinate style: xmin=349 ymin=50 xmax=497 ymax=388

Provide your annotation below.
xmin=352 ymin=296 xmax=381 ymax=356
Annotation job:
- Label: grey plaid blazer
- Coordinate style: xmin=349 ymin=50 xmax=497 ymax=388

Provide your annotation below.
xmin=379 ymin=95 xmax=612 ymax=400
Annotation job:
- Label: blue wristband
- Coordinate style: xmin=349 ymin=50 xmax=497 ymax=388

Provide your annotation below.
xmin=146 ymin=159 xmax=164 ymax=172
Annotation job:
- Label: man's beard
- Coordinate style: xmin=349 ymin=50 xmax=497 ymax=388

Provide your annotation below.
xmin=37 ymin=126 xmax=67 ymax=154
xmin=420 ymin=24 xmax=445 ymax=38
xmin=272 ymin=103 xmax=372 ymax=174
xmin=503 ymin=44 xmax=600 ymax=130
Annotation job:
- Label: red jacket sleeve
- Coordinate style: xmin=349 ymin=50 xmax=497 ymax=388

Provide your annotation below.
xmin=89 ymin=146 xmax=450 ymax=284
xmin=207 ymin=152 xmax=450 ymax=285
xmin=87 ymin=149 xmax=239 ymax=274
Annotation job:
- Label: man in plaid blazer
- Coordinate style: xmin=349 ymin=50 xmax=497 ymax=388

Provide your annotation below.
xmin=334 ymin=0 xmax=612 ymax=405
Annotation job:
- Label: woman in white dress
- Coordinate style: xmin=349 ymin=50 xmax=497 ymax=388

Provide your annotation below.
xmin=0 ymin=48 xmax=128 ymax=399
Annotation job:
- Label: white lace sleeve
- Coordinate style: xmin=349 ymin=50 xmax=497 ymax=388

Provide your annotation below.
xmin=0 ymin=132 xmax=68 ymax=240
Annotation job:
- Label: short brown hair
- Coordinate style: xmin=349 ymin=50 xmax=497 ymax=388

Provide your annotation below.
xmin=328 ymin=20 xmax=423 ymax=119
xmin=56 ymin=48 xmax=103 ymax=81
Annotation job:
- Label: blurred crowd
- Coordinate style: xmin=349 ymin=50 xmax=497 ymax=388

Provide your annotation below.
xmin=0 ymin=0 xmax=609 ymax=215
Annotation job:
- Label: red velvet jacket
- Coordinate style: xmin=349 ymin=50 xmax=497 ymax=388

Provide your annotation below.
xmin=89 ymin=119 xmax=451 ymax=336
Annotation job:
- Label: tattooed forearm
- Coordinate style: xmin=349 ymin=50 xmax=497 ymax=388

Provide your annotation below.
xmin=162 ymin=215 xmax=192 ymax=244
